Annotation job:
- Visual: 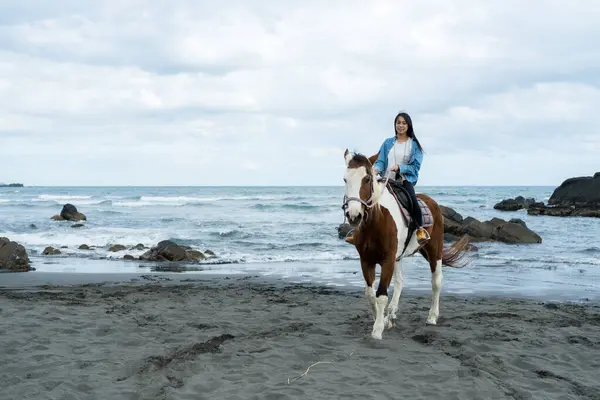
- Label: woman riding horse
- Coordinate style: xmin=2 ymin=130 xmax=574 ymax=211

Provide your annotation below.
xmin=346 ymin=111 xmax=430 ymax=245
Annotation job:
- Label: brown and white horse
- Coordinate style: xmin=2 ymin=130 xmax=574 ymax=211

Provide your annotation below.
xmin=342 ymin=149 xmax=471 ymax=340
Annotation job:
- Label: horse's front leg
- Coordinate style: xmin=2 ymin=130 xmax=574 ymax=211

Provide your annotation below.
xmin=372 ymin=257 xmax=395 ymax=340
xmin=387 ymin=258 xmax=404 ymax=322
xmin=360 ymin=259 xmax=377 ymax=321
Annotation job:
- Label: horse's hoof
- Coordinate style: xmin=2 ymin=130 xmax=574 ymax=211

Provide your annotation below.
xmin=371 ymin=331 xmax=383 ymax=340
xmin=426 ymin=317 xmax=438 ymax=325
xmin=386 ymin=319 xmax=393 ymax=330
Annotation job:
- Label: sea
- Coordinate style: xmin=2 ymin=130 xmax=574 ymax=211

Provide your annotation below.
xmin=1 ymin=186 xmax=599 ymax=302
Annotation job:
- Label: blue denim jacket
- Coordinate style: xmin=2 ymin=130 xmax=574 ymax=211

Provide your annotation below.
xmin=373 ymin=136 xmax=423 ymax=185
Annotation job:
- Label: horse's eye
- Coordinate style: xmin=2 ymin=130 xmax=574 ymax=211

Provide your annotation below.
xmin=364 ymin=175 xmax=371 ymax=182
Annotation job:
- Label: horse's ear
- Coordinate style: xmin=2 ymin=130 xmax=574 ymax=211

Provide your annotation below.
xmin=344 ymin=148 xmax=352 ymax=166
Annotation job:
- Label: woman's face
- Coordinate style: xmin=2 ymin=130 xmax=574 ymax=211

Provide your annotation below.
xmin=395 ymin=116 xmax=409 ymax=136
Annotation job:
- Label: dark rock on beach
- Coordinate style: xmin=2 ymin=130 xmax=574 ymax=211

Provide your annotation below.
xmin=139 ymin=240 xmax=215 ymax=263
xmin=527 ymin=172 xmax=600 ymax=218
xmin=0 ymin=237 xmax=33 ymax=272
xmin=493 ymin=196 xmax=536 ymax=211
xmin=51 ymin=203 xmax=87 ymax=222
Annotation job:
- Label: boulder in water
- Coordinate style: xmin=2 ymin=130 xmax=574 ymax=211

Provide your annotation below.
xmin=139 ymin=240 xmax=209 ymax=262
xmin=493 ymin=196 xmax=537 ymax=211
xmin=527 ymin=173 xmax=600 ymax=217
xmin=51 ymin=203 xmax=87 ymax=221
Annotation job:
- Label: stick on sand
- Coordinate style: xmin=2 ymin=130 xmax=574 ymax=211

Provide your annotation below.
xmin=287 ymin=361 xmax=334 ymax=384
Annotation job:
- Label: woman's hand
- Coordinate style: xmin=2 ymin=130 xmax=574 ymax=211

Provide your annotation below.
xmin=391 ymin=164 xmax=399 ymax=171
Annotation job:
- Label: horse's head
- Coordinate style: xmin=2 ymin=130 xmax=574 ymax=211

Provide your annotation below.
xmin=342 ymin=149 xmax=379 ymax=226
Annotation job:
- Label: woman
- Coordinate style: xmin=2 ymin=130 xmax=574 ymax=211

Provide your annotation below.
xmin=346 ymin=112 xmax=429 ymax=245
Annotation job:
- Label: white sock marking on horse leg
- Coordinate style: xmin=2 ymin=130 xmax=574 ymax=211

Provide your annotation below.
xmin=372 ymin=295 xmax=388 ymax=340
xmin=365 ymin=285 xmax=377 ymax=321
xmin=387 ymin=260 xmax=404 ymax=320
xmin=426 ymin=260 xmax=443 ymax=325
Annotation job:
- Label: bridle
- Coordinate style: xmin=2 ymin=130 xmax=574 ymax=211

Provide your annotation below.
xmin=341 ymin=169 xmax=391 ymax=222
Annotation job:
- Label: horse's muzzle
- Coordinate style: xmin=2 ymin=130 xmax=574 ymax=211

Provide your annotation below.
xmin=346 ymin=211 xmax=363 ymax=226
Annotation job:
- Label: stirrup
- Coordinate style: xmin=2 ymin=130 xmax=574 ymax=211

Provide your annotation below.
xmin=416 ymin=228 xmax=430 ymax=243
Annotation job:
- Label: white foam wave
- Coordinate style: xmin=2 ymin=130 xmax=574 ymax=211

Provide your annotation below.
xmin=6 ymin=228 xmax=166 ymax=253
xmin=37 ymin=195 xmax=92 ymax=200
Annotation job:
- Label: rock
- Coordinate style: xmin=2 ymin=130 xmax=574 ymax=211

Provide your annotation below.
xmin=71 ymin=223 xmax=84 ymax=228
xmin=527 ymin=173 xmax=600 ymax=217
xmin=509 ymin=218 xmax=527 ymax=228
xmin=51 ymin=203 xmax=87 ymax=221
xmin=204 ymin=249 xmax=217 ymax=257
xmin=0 ymin=237 xmax=33 ymax=272
xmin=43 ymin=246 xmax=61 ymax=255
xmin=29 ymin=224 xmax=37 ymax=229
xmin=108 ymin=244 xmax=126 ymax=252
xmin=123 ymin=254 xmax=135 ymax=260
xmin=139 ymin=240 xmax=207 ymax=262
xmin=494 ymin=196 xmax=536 ymax=211
xmin=130 ymin=243 xmax=146 ymax=251
xmin=78 ymin=244 xmax=90 ymax=250
xmin=443 ymin=207 xmax=542 ymax=244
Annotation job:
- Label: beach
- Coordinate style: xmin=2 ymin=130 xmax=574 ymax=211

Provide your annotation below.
xmin=2 ymin=273 xmax=599 ymax=400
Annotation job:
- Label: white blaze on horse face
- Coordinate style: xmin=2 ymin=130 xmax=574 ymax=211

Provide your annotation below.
xmin=344 ymin=166 xmax=368 ymax=222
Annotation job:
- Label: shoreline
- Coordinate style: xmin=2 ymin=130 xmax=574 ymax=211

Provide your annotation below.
xmin=4 ymin=255 xmax=600 ymax=304
xmin=1 ymin=274 xmax=599 ymax=399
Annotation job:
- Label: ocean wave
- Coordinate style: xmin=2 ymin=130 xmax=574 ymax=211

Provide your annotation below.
xmin=37 ymin=194 xmax=92 ymax=200
xmin=252 ymin=203 xmax=322 ymax=211
xmin=581 ymin=246 xmax=600 ymax=255
xmin=478 ymin=254 xmax=600 ymax=267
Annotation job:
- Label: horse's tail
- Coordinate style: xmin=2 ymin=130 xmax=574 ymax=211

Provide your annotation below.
xmin=441 ymin=235 xmax=472 ymax=268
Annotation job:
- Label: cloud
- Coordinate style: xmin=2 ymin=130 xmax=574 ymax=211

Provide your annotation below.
xmin=0 ymin=0 xmax=598 ymax=186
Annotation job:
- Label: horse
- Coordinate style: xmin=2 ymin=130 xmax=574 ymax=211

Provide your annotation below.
xmin=342 ymin=149 xmax=471 ymax=340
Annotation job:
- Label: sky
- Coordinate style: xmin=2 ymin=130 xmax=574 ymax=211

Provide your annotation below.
xmin=0 ymin=0 xmax=599 ymax=187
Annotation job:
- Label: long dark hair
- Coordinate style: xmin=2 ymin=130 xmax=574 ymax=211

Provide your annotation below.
xmin=395 ymin=112 xmax=424 ymax=153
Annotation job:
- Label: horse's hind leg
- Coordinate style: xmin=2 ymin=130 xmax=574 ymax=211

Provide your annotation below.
xmin=386 ymin=258 xmax=404 ymax=323
xmin=426 ymin=257 xmax=443 ymax=325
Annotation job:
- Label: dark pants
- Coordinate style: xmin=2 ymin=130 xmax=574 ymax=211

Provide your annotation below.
xmin=401 ymin=179 xmax=423 ymax=227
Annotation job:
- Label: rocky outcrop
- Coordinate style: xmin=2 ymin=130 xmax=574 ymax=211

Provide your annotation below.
xmin=139 ymin=240 xmax=215 ymax=262
xmin=0 ymin=237 xmax=33 ymax=272
xmin=493 ymin=196 xmax=537 ymax=211
xmin=337 ymin=205 xmax=542 ymax=245
xmin=527 ymin=173 xmax=600 ymax=218
xmin=441 ymin=206 xmax=542 ymax=244
xmin=51 ymin=203 xmax=87 ymax=221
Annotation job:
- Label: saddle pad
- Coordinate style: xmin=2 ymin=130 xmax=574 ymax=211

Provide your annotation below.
xmin=416 ymin=197 xmax=434 ymax=227
xmin=386 ymin=183 xmax=433 ymax=228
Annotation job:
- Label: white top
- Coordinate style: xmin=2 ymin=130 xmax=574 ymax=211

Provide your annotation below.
xmin=385 ymin=138 xmax=412 ymax=178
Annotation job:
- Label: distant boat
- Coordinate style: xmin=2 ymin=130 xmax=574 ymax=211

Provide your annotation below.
xmin=0 ymin=183 xmax=24 ymax=187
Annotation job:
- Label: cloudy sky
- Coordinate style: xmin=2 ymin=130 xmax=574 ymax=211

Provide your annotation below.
xmin=1 ymin=1 xmax=598 ymax=186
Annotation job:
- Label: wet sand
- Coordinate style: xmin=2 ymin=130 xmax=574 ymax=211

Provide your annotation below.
xmin=1 ymin=273 xmax=599 ymax=400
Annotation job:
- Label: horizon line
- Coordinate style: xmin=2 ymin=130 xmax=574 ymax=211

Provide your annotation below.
xmin=5 ymin=184 xmax=559 ymax=188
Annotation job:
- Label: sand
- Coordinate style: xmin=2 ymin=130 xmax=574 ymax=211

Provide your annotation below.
xmin=1 ymin=273 xmax=599 ymax=400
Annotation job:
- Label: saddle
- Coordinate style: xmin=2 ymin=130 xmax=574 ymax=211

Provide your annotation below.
xmin=385 ymin=179 xmax=433 ymax=228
